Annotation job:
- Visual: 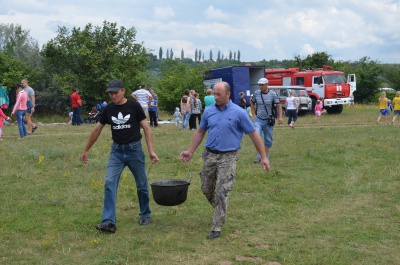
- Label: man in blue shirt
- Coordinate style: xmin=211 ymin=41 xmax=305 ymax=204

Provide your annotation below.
xmin=180 ymin=81 xmax=269 ymax=239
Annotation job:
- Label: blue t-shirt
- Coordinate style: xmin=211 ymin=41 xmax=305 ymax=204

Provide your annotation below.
xmin=148 ymin=99 xmax=157 ymax=112
xmin=200 ymin=101 xmax=255 ymax=151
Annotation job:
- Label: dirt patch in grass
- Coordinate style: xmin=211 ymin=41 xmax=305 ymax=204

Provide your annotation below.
xmin=255 ymin=243 xmax=270 ymax=249
xmin=236 ymin=256 xmax=263 ymax=262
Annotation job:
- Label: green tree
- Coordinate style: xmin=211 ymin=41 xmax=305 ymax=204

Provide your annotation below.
xmin=294 ymin=55 xmax=302 ymax=68
xmin=0 ymin=23 xmax=42 ymax=70
xmin=209 ymin=49 xmax=213 ymax=61
xmin=0 ymin=51 xmax=32 ymax=88
xmin=297 ymin=51 xmax=335 ymax=69
xmin=217 ymin=50 xmax=221 ymax=61
xmin=41 ymin=21 xmax=150 ymax=106
xmin=237 ymin=50 xmax=241 ymax=62
xmin=198 ymin=50 xmax=202 ymax=62
xmin=195 ymin=49 xmax=198 ymax=62
xmin=155 ymin=60 xmax=208 ymax=112
xmin=229 ymin=50 xmax=232 ymax=60
xmin=181 ymin=49 xmax=184 ymax=60
xmin=159 ymin=47 xmax=163 ymax=60
xmin=381 ymin=64 xmax=400 ymax=90
xmin=170 ymin=48 xmax=174 ymax=59
xmin=347 ymin=57 xmax=383 ymax=103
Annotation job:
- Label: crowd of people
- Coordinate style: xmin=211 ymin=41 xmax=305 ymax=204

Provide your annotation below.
xmin=0 ymin=79 xmax=38 ymax=139
xmin=2 ymin=77 xmax=399 ymax=241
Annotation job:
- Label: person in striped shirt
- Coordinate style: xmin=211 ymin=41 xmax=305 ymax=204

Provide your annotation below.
xmin=131 ymin=84 xmax=152 ymax=117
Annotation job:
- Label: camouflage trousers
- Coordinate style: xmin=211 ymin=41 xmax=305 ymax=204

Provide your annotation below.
xmin=200 ymin=149 xmax=238 ymax=232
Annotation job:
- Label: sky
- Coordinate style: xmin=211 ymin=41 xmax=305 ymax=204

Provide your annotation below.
xmin=1 ymin=0 xmax=399 ymax=63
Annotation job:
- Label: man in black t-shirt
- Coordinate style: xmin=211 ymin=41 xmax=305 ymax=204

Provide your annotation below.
xmin=81 ymin=80 xmax=159 ymax=233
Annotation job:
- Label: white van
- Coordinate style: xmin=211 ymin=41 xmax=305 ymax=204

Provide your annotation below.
xmin=270 ymin=86 xmax=312 ymax=114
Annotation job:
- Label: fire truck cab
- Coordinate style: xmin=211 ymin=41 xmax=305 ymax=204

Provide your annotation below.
xmin=266 ymin=66 xmax=356 ymax=114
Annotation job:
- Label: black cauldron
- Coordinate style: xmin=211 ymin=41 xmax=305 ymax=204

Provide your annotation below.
xmin=150 ymin=179 xmax=190 ymax=206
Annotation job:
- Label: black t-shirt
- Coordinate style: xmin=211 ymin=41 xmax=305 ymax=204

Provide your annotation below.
xmin=99 ymin=100 xmax=146 ymax=144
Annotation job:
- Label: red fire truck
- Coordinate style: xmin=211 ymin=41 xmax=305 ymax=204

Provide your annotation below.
xmin=265 ymin=66 xmax=356 ymax=114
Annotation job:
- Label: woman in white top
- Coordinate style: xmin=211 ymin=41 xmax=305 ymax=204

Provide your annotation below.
xmin=285 ymin=90 xmax=298 ymax=128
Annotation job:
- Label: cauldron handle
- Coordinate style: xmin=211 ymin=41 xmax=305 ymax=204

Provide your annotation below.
xmin=147 ymin=163 xmax=153 ymax=180
xmin=188 ymin=162 xmax=193 ymax=183
xmin=146 ymin=155 xmax=193 ymax=182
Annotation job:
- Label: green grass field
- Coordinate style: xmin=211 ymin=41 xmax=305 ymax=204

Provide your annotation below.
xmin=1 ymin=104 xmax=399 ymax=265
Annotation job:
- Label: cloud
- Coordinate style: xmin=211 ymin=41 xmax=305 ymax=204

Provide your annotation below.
xmin=0 ymin=0 xmax=399 ymax=63
xmin=153 ymin=6 xmax=174 ymax=20
xmin=204 ymin=5 xmax=228 ymax=20
xmin=300 ymin=44 xmax=315 ymax=57
xmin=245 ymin=39 xmax=264 ymax=49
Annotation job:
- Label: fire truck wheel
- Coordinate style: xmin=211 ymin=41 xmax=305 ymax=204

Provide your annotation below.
xmin=326 ymin=105 xmax=343 ymax=114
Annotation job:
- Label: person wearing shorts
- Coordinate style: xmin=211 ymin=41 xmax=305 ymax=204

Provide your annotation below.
xmin=376 ymin=92 xmax=388 ymax=124
xmin=392 ymin=91 xmax=400 ymax=125
xmin=250 ymin=78 xmax=283 ymax=162
xmin=131 ymin=84 xmax=152 ymax=117
xmin=21 ymin=79 xmax=38 ymax=134
xmin=314 ymin=100 xmax=326 ymax=123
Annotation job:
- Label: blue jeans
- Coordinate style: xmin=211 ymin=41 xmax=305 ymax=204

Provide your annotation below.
xmin=182 ymin=111 xmax=191 ymax=130
xmin=72 ymin=106 xmax=83 ymax=125
xmin=102 ymin=140 xmax=151 ymax=224
xmin=16 ymin=110 xmax=27 ymax=138
xmin=254 ymin=117 xmax=274 ymax=159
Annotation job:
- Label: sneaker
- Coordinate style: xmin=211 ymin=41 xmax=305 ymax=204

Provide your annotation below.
xmin=32 ymin=126 xmax=38 ymax=134
xmin=139 ymin=217 xmax=151 ymax=226
xmin=207 ymin=230 xmax=221 ymax=239
xmin=253 ymin=157 xmax=261 ymax=163
xmin=96 ymin=220 xmax=116 ymax=233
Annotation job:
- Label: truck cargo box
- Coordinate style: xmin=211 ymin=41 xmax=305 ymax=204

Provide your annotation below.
xmin=203 ymin=66 xmax=265 ymax=106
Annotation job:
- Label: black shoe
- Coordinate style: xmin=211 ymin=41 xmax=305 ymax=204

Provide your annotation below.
xmin=139 ymin=217 xmax=151 ymax=226
xmin=207 ymin=231 xmax=221 ymax=239
xmin=96 ymin=220 xmax=116 ymax=233
xmin=32 ymin=126 xmax=38 ymax=134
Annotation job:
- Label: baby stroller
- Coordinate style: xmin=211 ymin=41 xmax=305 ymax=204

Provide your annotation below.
xmin=84 ymin=102 xmax=107 ymax=123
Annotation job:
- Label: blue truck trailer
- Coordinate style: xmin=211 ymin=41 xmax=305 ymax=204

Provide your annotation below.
xmin=203 ymin=66 xmax=265 ymax=106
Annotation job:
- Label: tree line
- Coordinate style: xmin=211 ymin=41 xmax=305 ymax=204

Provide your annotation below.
xmin=0 ymin=21 xmax=399 ymax=116
xmin=158 ymin=47 xmax=241 ymax=62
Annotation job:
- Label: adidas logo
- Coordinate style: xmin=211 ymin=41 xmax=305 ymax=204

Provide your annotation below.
xmin=112 ymin=112 xmax=131 ymax=130
xmin=113 ymin=124 xmax=131 ymax=129
xmin=112 ymin=112 xmax=130 ymax=124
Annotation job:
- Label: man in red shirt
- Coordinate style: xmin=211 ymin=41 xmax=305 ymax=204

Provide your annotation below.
xmin=71 ymin=88 xmax=83 ymax=125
